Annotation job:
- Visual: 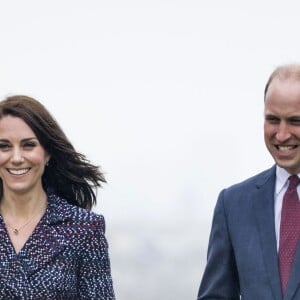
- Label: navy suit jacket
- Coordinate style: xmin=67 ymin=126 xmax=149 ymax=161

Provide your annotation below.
xmin=0 ymin=194 xmax=115 ymax=299
xmin=198 ymin=166 xmax=300 ymax=300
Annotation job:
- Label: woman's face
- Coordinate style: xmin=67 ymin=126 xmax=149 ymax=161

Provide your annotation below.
xmin=0 ymin=115 xmax=49 ymax=196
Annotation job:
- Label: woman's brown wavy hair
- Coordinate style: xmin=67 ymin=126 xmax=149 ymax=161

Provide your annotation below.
xmin=0 ymin=95 xmax=106 ymax=210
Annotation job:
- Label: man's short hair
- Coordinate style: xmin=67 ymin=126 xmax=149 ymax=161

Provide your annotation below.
xmin=264 ymin=64 xmax=300 ymax=99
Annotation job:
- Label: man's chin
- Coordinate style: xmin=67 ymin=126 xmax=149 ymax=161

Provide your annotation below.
xmin=276 ymin=161 xmax=300 ymax=174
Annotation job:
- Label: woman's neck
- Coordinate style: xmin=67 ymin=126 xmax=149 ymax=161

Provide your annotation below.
xmin=0 ymin=188 xmax=47 ymax=219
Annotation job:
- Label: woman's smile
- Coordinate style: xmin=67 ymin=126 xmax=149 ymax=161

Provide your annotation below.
xmin=7 ymin=168 xmax=31 ymax=176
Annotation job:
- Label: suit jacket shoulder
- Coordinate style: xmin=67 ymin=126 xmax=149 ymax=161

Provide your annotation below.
xmin=225 ymin=165 xmax=275 ymax=191
xmin=220 ymin=165 xmax=276 ymax=206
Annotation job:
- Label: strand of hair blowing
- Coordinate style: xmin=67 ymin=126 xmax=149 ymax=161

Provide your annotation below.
xmin=33 ymin=104 xmax=107 ymax=210
xmin=43 ymin=145 xmax=106 ymax=210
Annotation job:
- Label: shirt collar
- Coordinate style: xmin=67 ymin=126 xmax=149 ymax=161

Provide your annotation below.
xmin=275 ymin=165 xmax=300 ymax=195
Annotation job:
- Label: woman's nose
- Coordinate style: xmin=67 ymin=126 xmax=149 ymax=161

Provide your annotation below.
xmin=10 ymin=149 xmax=24 ymax=164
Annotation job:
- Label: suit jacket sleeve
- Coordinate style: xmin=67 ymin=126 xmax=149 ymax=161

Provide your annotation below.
xmin=78 ymin=215 xmax=115 ymax=300
xmin=198 ymin=189 xmax=240 ymax=299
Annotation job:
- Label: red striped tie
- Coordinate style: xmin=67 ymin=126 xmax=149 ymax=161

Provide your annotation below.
xmin=279 ymin=175 xmax=300 ymax=294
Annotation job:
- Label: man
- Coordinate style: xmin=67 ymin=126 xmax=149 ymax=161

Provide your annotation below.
xmin=198 ymin=64 xmax=300 ymax=300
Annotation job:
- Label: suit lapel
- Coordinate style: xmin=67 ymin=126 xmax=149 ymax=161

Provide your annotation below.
xmin=253 ymin=166 xmax=283 ymax=300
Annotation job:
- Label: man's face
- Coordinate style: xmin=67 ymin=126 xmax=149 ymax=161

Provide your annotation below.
xmin=264 ymin=78 xmax=300 ymax=174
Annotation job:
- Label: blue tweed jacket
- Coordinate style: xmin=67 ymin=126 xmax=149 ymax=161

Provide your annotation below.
xmin=0 ymin=194 xmax=115 ymax=299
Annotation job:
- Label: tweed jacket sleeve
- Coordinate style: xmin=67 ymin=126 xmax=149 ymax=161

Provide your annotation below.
xmin=77 ymin=213 xmax=115 ymax=299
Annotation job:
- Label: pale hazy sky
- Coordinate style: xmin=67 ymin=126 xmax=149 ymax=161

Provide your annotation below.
xmin=1 ymin=1 xmax=300 ymax=299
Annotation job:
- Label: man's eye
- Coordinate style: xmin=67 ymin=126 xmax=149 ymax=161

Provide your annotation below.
xmin=266 ymin=117 xmax=279 ymax=124
xmin=290 ymin=119 xmax=300 ymax=125
xmin=0 ymin=144 xmax=10 ymax=150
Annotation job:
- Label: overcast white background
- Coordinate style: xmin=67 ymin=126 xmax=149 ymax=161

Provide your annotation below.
xmin=1 ymin=1 xmax=300 ymax=299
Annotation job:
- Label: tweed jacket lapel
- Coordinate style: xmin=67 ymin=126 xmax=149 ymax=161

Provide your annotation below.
xmin=253 ymin=166 xmax=283 ymax=300
xmin=0 ymin=194 xmax=70 ymax=285
xmin=0 ymin=217 xmax=32 ymax=297
xmin=19 ymin=194 xmax=71 ymax=277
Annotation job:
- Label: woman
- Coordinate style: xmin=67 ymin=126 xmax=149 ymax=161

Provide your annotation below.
xmin=0 ymin=95 xmax=115 ymax=299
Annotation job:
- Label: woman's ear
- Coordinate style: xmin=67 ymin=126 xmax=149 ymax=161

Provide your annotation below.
xmin=45 ymin=155 xmax=51 ymax=166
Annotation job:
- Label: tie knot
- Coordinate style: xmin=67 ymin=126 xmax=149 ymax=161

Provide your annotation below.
xmin=288 ymin=175 xmax=300 ymax=190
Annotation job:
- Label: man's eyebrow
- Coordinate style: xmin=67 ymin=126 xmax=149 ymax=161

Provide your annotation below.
xmin=264 ymin=113 xmax=279 ymax=118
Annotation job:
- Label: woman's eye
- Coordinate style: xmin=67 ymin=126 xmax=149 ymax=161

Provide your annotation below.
xmin=23 ymin=142 xmax=36 ymax=148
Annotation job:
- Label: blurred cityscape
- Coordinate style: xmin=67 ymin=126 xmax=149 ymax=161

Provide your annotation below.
xmin=101 ymin=197 xmax=212 ymax=300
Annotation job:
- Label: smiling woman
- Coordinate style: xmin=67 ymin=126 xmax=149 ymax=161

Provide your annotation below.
xmin=0 ymin=95 xmax=115 ymax=299
xmin=0 ymin=116 xmax=50 ymax=201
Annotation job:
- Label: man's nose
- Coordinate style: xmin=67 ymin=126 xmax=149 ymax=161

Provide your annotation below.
xmin=276 ymin=123 xmax=291 ymax=142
